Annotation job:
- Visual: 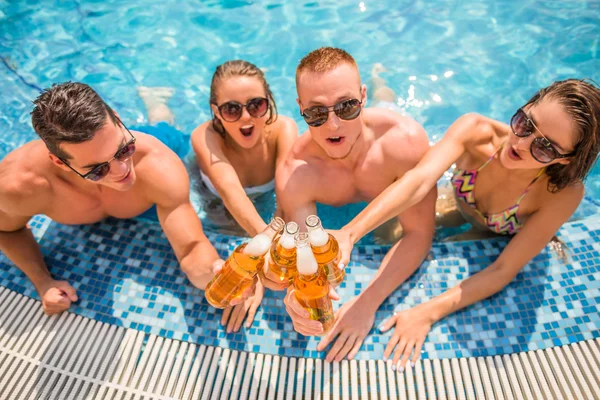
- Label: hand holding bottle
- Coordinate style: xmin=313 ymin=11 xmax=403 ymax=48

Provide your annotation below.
xmin=205 ymin=217 xmax=284 ymax=308
xmin=284 ymin=284 xmax=340 ymax=336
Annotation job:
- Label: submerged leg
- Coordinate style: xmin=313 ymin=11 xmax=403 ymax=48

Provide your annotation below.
xmin=137 ymin=86 xmax=176 ymax=126
xmin=371 ymin=63 xmax=397 ymax=103
xmin=435 ymin=182 xmax=465 ymax=228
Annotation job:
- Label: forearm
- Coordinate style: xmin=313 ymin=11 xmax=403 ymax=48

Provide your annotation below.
xmin=359 ymin=229 xmax=433 ymax=310
xmin=344 ymin=170 xmax=432 ymax=243
xmin=424 ymin=262 xmax=514 ymax=323
xmin=221 ymin=192 xmax=267 ymax=237
xmin=178 ymin=237 xmax=220 ymax=290
xmin=0 ymin=227 xmax=53 ymax=289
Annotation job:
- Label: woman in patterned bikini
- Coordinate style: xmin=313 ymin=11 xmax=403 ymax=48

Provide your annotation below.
xmin=336 ymin=79 xmax=600 ymax=370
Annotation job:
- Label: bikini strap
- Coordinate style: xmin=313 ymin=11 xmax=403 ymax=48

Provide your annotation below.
xmin=476 ymin=142 xmax=505 ymax=171
xmin=516 ymin=167 xmax=546 ymax=204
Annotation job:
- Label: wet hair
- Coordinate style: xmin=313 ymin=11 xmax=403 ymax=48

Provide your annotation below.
xmin=296 ymin=47 xmax=358 ymax=86
xmin=209 ymin=60 xmax=278 ymax=137
xmin=524 ymin=79 xmax=600 ymax=192
xmin=31 ymin=82 xmax=118 ymax=159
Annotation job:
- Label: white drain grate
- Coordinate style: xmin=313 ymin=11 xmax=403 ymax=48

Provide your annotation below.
xmin=0 ymin=287 xmax=599 ymax=400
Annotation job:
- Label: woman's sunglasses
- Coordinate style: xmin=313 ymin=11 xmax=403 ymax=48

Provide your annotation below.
xmin=214 ymin=97 xmax=269 ymax=123
xmin=60 ymin=124 xmax=136 ymax=182
xmin=300 ymin=98 xmax=362 ymax=127
xmin=510 ymin=108 xmax=575 ymax=164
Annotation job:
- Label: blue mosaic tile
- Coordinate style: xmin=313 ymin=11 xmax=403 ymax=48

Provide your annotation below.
xmin=1 ymin=214 xmax=599 ymax=360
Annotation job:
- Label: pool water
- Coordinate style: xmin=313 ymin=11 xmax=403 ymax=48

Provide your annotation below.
xmin=1 ymin=0 xmax=600 ymax=239
xmin=1 ymin=0 xmax=600 ymax=365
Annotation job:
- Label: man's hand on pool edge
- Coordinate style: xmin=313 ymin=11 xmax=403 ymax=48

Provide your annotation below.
xmin=36 ymin=279 xmax=78 ymax=315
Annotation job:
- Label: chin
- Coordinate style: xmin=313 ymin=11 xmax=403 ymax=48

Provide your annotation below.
xmin=111 ymin=171 xmax=137 ymax=191
xmin=326 ymin=147 xmax=352 ymax=160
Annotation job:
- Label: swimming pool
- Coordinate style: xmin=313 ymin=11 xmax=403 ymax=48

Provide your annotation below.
xmin=1 ymin=0 xmax=600 ymax=398
xmin=2 ymin=0 xmax=600 ymax=221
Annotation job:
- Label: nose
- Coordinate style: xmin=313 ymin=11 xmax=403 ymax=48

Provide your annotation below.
xmin=324 ymin=110 xmax=340 ymax=130
xmin=240 ymin=106 xmax=252 ymax=122
xmin=515 ymin=134 xmax=534 ymax=151
xmin=109 ymin=158 xmax=129 ymax=178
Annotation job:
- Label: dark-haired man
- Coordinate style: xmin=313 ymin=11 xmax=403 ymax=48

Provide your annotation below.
xmin=0 ymin=82 xmax=234 ymax=316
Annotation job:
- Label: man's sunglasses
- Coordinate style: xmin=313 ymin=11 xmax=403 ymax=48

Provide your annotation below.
xmin=214 ymin=97 xmax=269 ymax=123
xmin=510 ymin=108 xmax=576 ymax=164
xmin=300 ymin=98 xmax=363 ymax=127
xmin=60 ymin=123 xmax=136 ymax=182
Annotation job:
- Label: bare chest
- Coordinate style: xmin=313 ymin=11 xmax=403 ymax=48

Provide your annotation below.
xmin=225 ymin=143 xmax=276 ymax=187
xmin=312 ymin=164 xmax=396 ymax=206
xmin=42 ymin=181 xmax=153 ymax=225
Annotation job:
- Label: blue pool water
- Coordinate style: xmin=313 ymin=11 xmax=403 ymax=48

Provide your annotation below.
xmin=2 ymin=0 xmax=600 ymax=213
xmin=1 ymin=0 xmax=600 ymax=363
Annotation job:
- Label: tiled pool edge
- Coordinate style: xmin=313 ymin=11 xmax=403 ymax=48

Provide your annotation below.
xmin=1 ymin=287 xmax=599 ymax=399
xmin=0 ymin=214 xmax=599 ymax=361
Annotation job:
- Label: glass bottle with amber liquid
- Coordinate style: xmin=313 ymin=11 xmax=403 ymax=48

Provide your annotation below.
xmin=205 ymin=217 xmax=284 ymax=308
xmin=264 ymin=221 xmax=299 ymax=289
xmin=293 ymin=232 xmax=335 ymax=335
xmin=306 ymin=215 xmax=345 ymax=287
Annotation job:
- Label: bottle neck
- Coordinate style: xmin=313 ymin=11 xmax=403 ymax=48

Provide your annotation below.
xmin=264 ymin=217 xmax=285 ymax=239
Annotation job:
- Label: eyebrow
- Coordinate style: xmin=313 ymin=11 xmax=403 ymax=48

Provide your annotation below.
xmin=81 ymin=137 xmax=128 ymax=169
xmin=307 ymin=93 xmax=358 ymax=107
xmin=528 ymin=112 xmax=566 ymax=152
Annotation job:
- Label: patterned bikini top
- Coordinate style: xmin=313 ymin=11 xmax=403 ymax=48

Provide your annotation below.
xmin=451 ymin=143 xmax=545 ymax=235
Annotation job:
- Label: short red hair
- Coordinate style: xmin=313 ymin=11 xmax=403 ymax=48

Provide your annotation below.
xmin=296 ymin=47 xmax=358 ymax=85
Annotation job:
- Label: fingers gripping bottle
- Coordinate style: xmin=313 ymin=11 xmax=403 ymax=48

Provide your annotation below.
xmin=265 ymin=222 xmax=299 ymax=289
xmin=293 ymin=232 xmax=335 ymax=335
xmin=205 ymin=217 xmax=284 ymax=308
xmin=306 ymin=215 xmax=345 ymax=287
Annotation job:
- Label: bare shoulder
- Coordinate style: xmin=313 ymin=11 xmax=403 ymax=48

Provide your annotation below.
xmin=365 ymin=108 xmax=430 ymax=162
xmin=273 ymin=115 xmax=299 ymax=138
xmin=543 ymin=181 xmax=585 ymax=208
xmin=0 ymin=143 xmax=52 ymax=215
xmin=191 ymin=120 xmax=216 ymax=146
xmin=449 ymin=113 xmax=504 ymax=144
xmin=133 ymin=133 xmax=190 ymax=206
xmin=190 ymin=121 xmax=227 ymax=165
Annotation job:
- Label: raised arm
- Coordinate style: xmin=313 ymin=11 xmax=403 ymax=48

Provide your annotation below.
xmin=344 ymin=114 xmax=491 ymax=243
xmin=273 ymin=118 xmax=299 ymax=218
xmin=0 ymin=184 xmax=78 ymax=315
xmin=275 ymin=158 xmax=318 ymax=226
xmin=382 ymin=184 xmax=584 ymax=369
xmin=192 ymin=124 xmax=268 ymax=237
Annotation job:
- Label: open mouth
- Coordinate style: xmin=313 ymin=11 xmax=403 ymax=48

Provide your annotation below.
xmin=508 ymin=147 xmax=522 ymax=161
xmin=240 ymin=125 xmax=254 ymax=138
xmin=326 ymin=136 xmax=345 ymax=145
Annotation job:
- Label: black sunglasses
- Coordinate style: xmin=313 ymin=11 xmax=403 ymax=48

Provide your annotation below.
xmin=60 ymin=122 xmax=136 ymax=182
xmin=510 ymin=108 xmax=576 ymax=164
xmin=300 ymin=98 xmax=363 ymax=127
xmin=214 ymin=97 xmax=269 ymax=123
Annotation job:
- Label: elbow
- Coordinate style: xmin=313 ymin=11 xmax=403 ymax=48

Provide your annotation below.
xmin=488 ymin=262 xmax=518 ymax=289
xmin=405 ymin=170 xmax=436 ymax=209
